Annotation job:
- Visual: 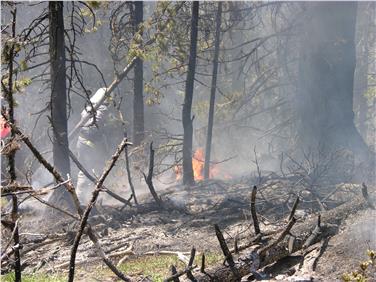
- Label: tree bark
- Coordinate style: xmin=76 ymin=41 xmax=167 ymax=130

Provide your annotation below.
xmin=4 ymin=6 xmax=22 ymax=281
xmin=132 ymin=1 xmax=144 ymax=146
xmin=48 ymin=1 xmax=74 ymax=210
xmin=182 ymin=1 xmax=199 ymax=186
xmin=204 ymin=2 xmax=222 ymax=180
xmin=297 ymin=2 xmax=369 ymax=161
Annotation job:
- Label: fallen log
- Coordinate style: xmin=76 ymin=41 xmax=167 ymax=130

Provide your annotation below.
xmin=188 ymin=185 xmax=374 ymax=281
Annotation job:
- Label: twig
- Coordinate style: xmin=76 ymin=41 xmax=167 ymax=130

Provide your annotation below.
xmin=31 ymin=194 xmax=80 ymax=221
xmin=124 ymin=132 xmax=137 ymax=205
xmin=250 ymin=185 xmax=261 ymax=235
xmin=288 ymin=196 xmax=300 ymax=221
xmin=86 ymin=228 xmax=131 ymax=281
xmin=1 ymin=179 xmax=70 ymax=197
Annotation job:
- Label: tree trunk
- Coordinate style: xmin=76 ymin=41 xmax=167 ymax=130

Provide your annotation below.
xmin=132 ymin=1 xmax=144 ymax=146
xmin=182 ymin=1 xmax=199 ymax=186
xmin=354 ymin=2 xmax=372 ymax=142
xmin=48 ymin=1 xmax=74 ymax=210
xmin=204 ymin=2 xmax=222 ymax=180
xmin=5 ymin=6 xmax=22 ymax=281
xmin=297 ymin=2 xmax=369 ymax=162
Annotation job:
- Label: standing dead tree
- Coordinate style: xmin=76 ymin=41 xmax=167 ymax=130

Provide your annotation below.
xmin=204 ymin=1 xmax=222 ymax=180
xmin=48 ymin=1 xmax=74 ymax=210
xmin=182 ymin=1 xmax=199 ymax=186
xmin=1 ymin=4 xmax=22 ymax=281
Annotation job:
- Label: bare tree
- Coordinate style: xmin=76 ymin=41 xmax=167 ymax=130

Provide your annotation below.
xmin=132 ymin=1 xmax=145 ymax=146
xmin=182 ymin=1 xmax=199 ymax=186
xmin=48 ymin=1 xmax=74 ymax=210
xmin=204 ymin=1 xmax=222 ymax=180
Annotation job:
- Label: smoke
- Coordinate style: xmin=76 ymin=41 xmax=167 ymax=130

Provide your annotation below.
xmin=2 ymin=1 xmax=374 ymax=203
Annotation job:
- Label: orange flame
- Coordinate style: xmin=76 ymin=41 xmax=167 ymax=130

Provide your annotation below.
xmin=174 ymin=148 xmax=226 ymax=181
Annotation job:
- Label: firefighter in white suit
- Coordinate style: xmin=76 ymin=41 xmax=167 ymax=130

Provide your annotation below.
xmin=76 ymin=88 xmax=109 ymax=204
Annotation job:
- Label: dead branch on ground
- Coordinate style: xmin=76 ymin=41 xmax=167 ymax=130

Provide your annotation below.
xmin=188 ymin=184 xmax=374 ymax=281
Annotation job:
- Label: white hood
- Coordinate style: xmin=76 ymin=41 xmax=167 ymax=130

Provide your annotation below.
xmin=90 ymin=87 xmax=107 ymax=106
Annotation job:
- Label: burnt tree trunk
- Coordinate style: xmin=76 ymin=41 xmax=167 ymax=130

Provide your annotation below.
xmin=132 ymin=1 xmax=144 ymax=146
xmin=297 ymin=2 xmax=370 ymax=162
xmin=204 ymin=2 xmax=222 ymax=180
xmin=4 ymin=5 xmax=22 ymax=281
xmin=182 ymin=1 xmax=199 ymax=186
xmin=48 ymin=1 xmax=74 ymax=210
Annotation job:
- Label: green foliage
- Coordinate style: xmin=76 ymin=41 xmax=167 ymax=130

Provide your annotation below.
xmin=19 ymin=60 xmax=28 ymax=71
xmin=1 ymin=40 xmax=22 ymax=64
xmin=86 ymin=1 xmax=101 ymax=9
xmin=1 ymin=273 xmax=64 ymax=282
xmin=342 ymin=249 xmax=376 ymax=282
xmin=14 ymin=77 xmax=32 ymax=93
xmin=117 ymin=253 xmax=222 ymax=281
xmin=365 ymin=74 xmax=376 ymax=103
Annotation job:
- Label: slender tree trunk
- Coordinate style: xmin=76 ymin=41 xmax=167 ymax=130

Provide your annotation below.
xmin=204 ymin=2 xmax=222 ymax=180
xmin=5 ymin=6 xmax=22 ymax=281
xmin=182 ymin=1 xmax=199 ymax=186
xmin=297 ymin=2 xmax=369 ymax=161
xmin=48 ymin=2 xmax=74 ymax=209
xmin=132 ymin=1 xmax=144 ymax=146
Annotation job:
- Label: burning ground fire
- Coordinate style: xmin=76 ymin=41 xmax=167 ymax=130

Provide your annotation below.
xmin=174 ymin=148 xmax=227 ymax=181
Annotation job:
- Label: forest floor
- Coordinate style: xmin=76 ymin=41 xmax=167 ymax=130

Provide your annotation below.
xmin=1 ymin=177 xmax=375 ymax=281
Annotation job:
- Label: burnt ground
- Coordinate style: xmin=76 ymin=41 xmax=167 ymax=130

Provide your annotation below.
xmin=2 ymin=178 xmax=375 ymax=281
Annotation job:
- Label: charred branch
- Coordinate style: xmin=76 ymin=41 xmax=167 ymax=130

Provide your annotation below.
xmin=143 ymin=142 xmax=164 ymax=208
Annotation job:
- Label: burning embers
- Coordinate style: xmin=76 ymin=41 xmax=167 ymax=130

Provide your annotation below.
xmin=175 ymin=147 xmax=222 ymax=181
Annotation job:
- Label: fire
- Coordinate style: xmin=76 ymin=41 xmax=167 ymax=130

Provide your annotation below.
xmin=192 ymin=148 xmax=205 ymax=181
xmin=174 ymin=148 xmax=225 ymax=181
